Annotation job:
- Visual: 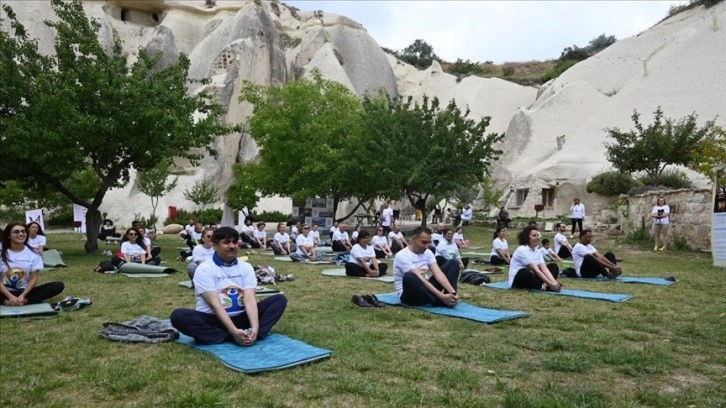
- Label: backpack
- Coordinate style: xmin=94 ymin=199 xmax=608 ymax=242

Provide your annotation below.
xmin=331 ymin=251 xmax=350 ymax=265
xmin=459 ymin=270 xmax=491 ymax=285
xmin=94 ymin=261 xmax=116 ymax=273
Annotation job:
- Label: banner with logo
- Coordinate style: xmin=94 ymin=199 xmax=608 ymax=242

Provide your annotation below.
xmin=25 ymin=209 xmax=45 ymax=231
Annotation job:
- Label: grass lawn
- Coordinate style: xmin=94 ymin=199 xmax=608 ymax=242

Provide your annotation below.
xmin=1 ymin=226 xmax=724 ymax=407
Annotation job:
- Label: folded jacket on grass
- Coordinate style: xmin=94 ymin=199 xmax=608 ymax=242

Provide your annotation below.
xmin=176 ymin=333 xmax=332 ymax=374
xmin=374 ymin=292 xmax=529 ymax=323
xmin=118 ymin=262 xmax=176 ymax=274
xmin=561 ymin=276 xmax=675 ymax=285
xmin=273 ymin=256 xmax=331 ymax=264
xmin=42 ymin=249 xmax=67 ymax=268
xmin=0 ymin=303 xmax=58 ymax=318
xmin=484 ymin=281 xmax=631 ymax=302
xmin=321 ymin=268 xmax=394 ymax=283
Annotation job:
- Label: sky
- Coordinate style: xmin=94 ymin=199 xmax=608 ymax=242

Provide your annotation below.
xmin=285 ymin=1 xmax=689 ymax=63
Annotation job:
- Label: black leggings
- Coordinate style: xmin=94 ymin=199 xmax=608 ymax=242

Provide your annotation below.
xmin=557 ymin=246 xmax=572 ymax=259
xmin=400 ymin=261 xmax=459 ymax=306
xmin=344 ymin=262 xmax=388 ymax=277
xmin=435 ymin=256 xmax=469 ymax=269
xmin=571 ymin=219 xmax=583 ymax=235
xmin=1 ymin=282 xmax=65 ymax=304
xmin=580 ymin=252 xmax=617 ymax=278
xmin=512 ymin=263 xmax=560 ymax=290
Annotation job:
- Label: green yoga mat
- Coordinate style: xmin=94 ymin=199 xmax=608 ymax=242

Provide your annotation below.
xmin=321 ymin=268 xmax=394 ymax=283
xmin=460 ymin=251 xmax=493 ymax=258
xmin=42 ymin=249 xmax=67 ymax=268
xmin=122 ymin=273 xmax=170 ymax=278
xmin=273 ymin=256 xmax=331 ymax=264
xmin=118 ymin=262 xmax=176 ymax=274
xmin=0 ymin=303 xmax=58 ymax=318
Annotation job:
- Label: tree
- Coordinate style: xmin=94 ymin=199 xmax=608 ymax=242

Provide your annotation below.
xmin=604 ymin=107 xmax=719 ymax=185
xmin=240 ymin=69 xmax=382 ymax=221
xmin=184 ymin=180 xmax=219 ymax=219
xmin=587 ymin=34 xmax=616 ymax=54
xmin=0 ymin=0 xmax=235 ymax=252
xmin=688 ymin=125 xmax=726 ymax=180
xmin=449 ymin=58 xmax=482 ymax=78
xmin=226 ymin=163 xmax=260 ymax=212
xmin=559 ymin=44 xmax=589 ymax=62
xmin=361 ymin=92 xmax=504 ymax=226
xmin=137 ymin=160 xmax=178 ymax=232
xmin=396 ymin=39 xmax=441 ymax=69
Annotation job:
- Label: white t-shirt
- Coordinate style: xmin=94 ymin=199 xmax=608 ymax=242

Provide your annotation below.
xmin=332 ymin=230 xmax=349 ymax=242
xmin=190 ymin=230 xmax=202 ymax=241
xmin=570 ymin=203 xmax=586 ymax=219
xmin=295 ymin=234 xmax=315 ymax=256
xmin=652 ymin=205 xmax=670 ymax=225
xmin=191 ymin=244 xmax=215 ymax=264
xmin=309 ymin=230 xmax=321 ymax=245
xmin=241 ymin=225 xmax=254 ymax=235
xmin=572 ymin=242 xmax=597 ymax=277
xmin=537 ymin=246 xmax=556 ymax=261
xmin=0 ymin=246 xmax=44 ymax=290
xmin=185 ymin=224 xmax=195 ymax=235
xmin=273 ymin=232 xmax=290 ymax=246
xmin=381 ymin=208 xmax=393 ymax=227
xmin=351 ymin=231 xmax=359 ymax=242
xmin=453 ymin=232 xmax=464 ymax=242
xmin=435 ymin=239 xmax=460 ymax=261
xmin=490 ymin=238 xmax=508 ymax=261
xmin=142 ymin=236 xmax=152 ymax=249
xmin=554 ymin=233 xmax=569 ymax=253
xmin=393 ymin=247 xmax=436 ymax=296
xmin=253 ymin=229 xmax=267 ymax=242
xmin=461 ymin=208 xmax=473 ymax=221
xmin=27 ymin=235 xmax=46 ymax=250
xmin=431 ymin=232 xmax=443 ymax=244
xmin=508 ymin=245 xmax=544 ymax=287
xmin=121 ymin=242 xmax=146 ymax=261
xmin=193 ymin=257 xmax=257 ymax=317
xmin=388 ymin=231 xmax=404 ymax=246
xmin=350 ymin=243 xmax=375 ymax=267
xmin=329 ymin=226 xmax=339 ymax=236
xmin=371 ymin=235 xmax=388 ymax=250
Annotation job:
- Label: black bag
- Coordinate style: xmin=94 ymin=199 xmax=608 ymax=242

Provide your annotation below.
xmin=95 ymin=261 xmax=116 ymax=273
xmin=459 ymin=270 xmax=491 ymax=285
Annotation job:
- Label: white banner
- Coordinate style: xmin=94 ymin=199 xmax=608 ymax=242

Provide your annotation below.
xmin=712 ymin=174 xmax=726 ymax=267
xmin=73 ymin=204 xmax=88 ymax=233
xmin=25 ymin=209 xmax=45 ymax=231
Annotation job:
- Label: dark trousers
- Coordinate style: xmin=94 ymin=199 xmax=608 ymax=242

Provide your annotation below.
xmin=170 ymin=294 xmax=287 ymax=345
xmin=558 ymin=246 xmax=572 ymax=259
xmin=332 ymin=241 xmax=349 ymax=252
xmin=391 ymin=240 xmax=405 ymax=254
xmin=580 ymin=252 xmax=616 ymax=278
xmin=571 ymin=218 xmax=583 ymax=235
xmin=1 ymin=282 xmax=65 ymax=304
xmin=512 ymin=263 xmax=560 ymax=290
xmin=435 ymin=256 xmax=469 ymax=269
xmin=241 ymin=234 xmax=260 ymax=248
xmin=400 ymin=260 xmax=459 ymax=306
xmin=344 ymin=262 xmax=388 ymax=277
xmin=374 ymin=249 xmax=386 ymax=259
xmin=490 ymin=255 xmax=507 ymax=266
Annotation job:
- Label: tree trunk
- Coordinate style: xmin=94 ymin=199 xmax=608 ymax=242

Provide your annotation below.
xmin=84 ymin=208 xmax=102 ymax=253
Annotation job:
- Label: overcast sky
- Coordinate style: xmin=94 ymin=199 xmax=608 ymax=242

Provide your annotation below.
xmin=285 ymin=1 xmax=688 ymax=63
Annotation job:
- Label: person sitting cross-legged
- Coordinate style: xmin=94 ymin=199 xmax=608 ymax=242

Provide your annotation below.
xmin=435 ymin=228 xmax=469 ymax=270
xmin=388 ymin=224 xmax=408 ymax=254
xmin=393 ymin=227 xmax=459 ymax=307
xmin=371 ymin=227 xmax=393 ymax=259
xmin=187 ymin=227 xmax=215 ymax=280
xmin=271 ymin=223 xmax=292 ymax=256
xmin=345 ymin=230 xmax=388 ymax=277
xmin=572 ymin=229 xmax=622 ymax=279
xmin=553 ymin=222 xmax=573 ymax=259
xmin=290 ymin=224 xmax=325 ymax=262
xmin=332 ymin=223 xmax=352 ymax=252
xmin=170 ymin=227 xmax=287 ymax=345
xmin=508 ymin=226 xmax=561 ymax=291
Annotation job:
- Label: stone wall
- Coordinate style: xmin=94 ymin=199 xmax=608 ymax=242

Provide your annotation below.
xmin=613 ymin=188 xmax=712 ymax=251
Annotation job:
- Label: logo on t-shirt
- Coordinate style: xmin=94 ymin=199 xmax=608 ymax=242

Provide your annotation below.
xmin=4 ymin=267 xmax=26 ymax=290
xmin=219 ymin=285 xmax=245 ymax=313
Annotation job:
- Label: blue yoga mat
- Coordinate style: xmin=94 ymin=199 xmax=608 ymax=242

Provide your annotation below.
xmin=562 ymin=276 xmax=675 ymax=285
xmin=176 ymin=333 xmax=332 ymax=374
xmin=374 ymin=292 xmax=529 ymax=324
xmin=485 ymin=281 xmax=631 ymax=303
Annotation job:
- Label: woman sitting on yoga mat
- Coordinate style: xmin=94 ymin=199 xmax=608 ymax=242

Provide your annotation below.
xmin=435 ymin=228 xmax=468 ymax=270
xmin=0 ymin=222 xmax=64 ymax=306
xmin=489 ymin=227 xmax=511 ymax=265
xmin=98 ymin=219 xmax=120 ymax=241
xmin=371 ymin=227 xmax=393 ymax=259
xmin=114 ymin=228 xmax=156 ymax=266
xmin=508 ymin=225 xmax=561 ymax=292
xmin=453 ymin=226 xmax=470 ymax=249
xmin=253 ymin=222 xmax=268 ymax=248
xmin=291 ymin=224 xmax=325 ymax=262
xmin=345 ymin=230 xmax=387 ymax=277
xmin=271 ymin=223 xmax=291 ymax=256
xmin=170 ymin=227 xmax=287 ymax=346
xmin=26 ymin=221 xmax=46 ymax=255
xmin=188 ymin=227 xmax=215 ymax=280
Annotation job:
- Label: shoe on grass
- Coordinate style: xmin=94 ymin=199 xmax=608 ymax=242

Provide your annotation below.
xmin=362 ymin=295 xmax=385 ymax=308
xmin=351 ymin=295 xmax=374 ymax=308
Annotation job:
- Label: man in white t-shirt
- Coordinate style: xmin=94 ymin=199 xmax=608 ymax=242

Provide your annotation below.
xmin=388 ymin=224 xmax=407 ymax=254
xmin=460 ymin=205 xmax=473 ymax=226
xmin=553 ymin=222 xmax=573 ymax=258
xmin=309 ymin=224 xmax=322 ymax=246
xmin=170 ymin=227 xmax=287 ymax=345
xmin=571 ymin=229 xmax=622 ymax=279
xmin=380 ymin=202 xmax=394 ymax=234
xmin=393 ymin=226 xmax=458 ymax=307
xmin=332 ymin=223 xmax=352 ymax=252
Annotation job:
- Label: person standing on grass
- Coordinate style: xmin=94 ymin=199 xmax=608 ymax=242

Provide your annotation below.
xmin=170 ymin=227 xmax=287 ymax=345
xmin=571 ymin=229 xmax=622 ymax=279
xmin=0 ymin=222 xmax=64 ymax=306
xmin=553 ymin=222 xmax=573 ymax=259
xmin=508 ymin=225 xmax=561 ymax=291
xmin=380 ymin=201 xmax=394 ymax=234
xmin=393 ymin=226 xmax=459 ymax=307
xmin=651 ymin=196 xmax=671 ymax=251
xmin=569 ymin=197 xmax=586 ymax=238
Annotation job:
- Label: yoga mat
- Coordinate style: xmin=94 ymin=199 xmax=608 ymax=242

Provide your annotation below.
xmin=374 ymin=292 xmax=528 ymax=323
xmin=176 ymin=333 xmax=332 ymax=373
xmin=460 ymin=251 xmax=493 ymax=258
xmin=273 ymin=256 xmax=330 ymax=264
xmin=122 ymin=273 xmax=171 ymax=278
xmin=463 ymin=267 xmax=504 ymax=275
xmin=561 ymin=276 xmax=676 ymax=285
xmin=177 ymin=281 xmax=284 ymax=296
xmin=42 ymin=249 xmax=67 ymax=268
xmin=321 ymin=268 xmax=394 ymax=283
xmin=484 ymin=281 xmax=632 ymax=303
xmin=0 ymin=303 xmax=58 ymax=318
xmin=118 ymin=262 xmax=176 ymax=274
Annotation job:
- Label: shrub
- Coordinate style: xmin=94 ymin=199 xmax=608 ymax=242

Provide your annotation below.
xmin=502 ymin=66 xmax=515 ymax=77
xmin=673 ymin=235 xmax=690 ymax=251
xmin=637 ymin=169 xmax=693 ymax=190
xmin=541 ymin=60 xmax=578 ymax=82
xmin=449 ymin=58 xmax=483 ymax=77
xmin=249 ymin=211 xmax=290 ymax=222
xmin=586 ymin=171 xmax=641 ymax=196
xmin=625 ymin=216 xmax=653 ymax=245
xmin=47 ymin=207 xmax=74 ymax=227
xmin=163 ymin=207 xmax=223 ymax=225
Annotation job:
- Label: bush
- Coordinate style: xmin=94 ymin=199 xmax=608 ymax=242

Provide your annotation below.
xmin=541 ymin=60 xmax=578 ymax=82
xmin=637 ymin=170 xmax=693 ymax=190
xmin=502 ymin=66 xmax=515 ymax=77
xmin=625 ymin=216 xmax=653 ymax=245
xmin=249 ymin=211 xmax=290 ymax=222
xmin=163 ymin=207 xmax=223 ymax=225
xmin=586 ymin=171 xmax=641 ymax=196
xmin=47 ymin=207 xmax=74 ymax=227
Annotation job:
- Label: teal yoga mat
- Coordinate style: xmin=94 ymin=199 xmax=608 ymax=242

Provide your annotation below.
xmin=562 ymin=276 xmax=675 ymax=285
xmin=42 ymin=249 xmax=67 ymax=268
xmin=485 ymin=281 xmax=632 ymax=302
xmin=0 ymin=303 xmax=58 ymax=318
xmin=374 ymin=292 xmax=528 ymax=323
xmin=321 ymin=268 xmax=394 ymax=283
xmin=118 ymin=262 xmax=176 ymax=274
xmin=273 ymin=256 xmax=331 ymax=264
xmin=176 ymin=333 xmax=332 ymax=373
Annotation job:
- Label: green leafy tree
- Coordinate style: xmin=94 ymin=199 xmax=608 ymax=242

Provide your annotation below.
xmin=449 ymin=58 xmax=482 ymax=78
xmin=137 ymin=161 xmax=178 ymax=231
xmin=184 ymin=181 xmax=220 ymax=220
xmin=396 ymin=39 xmax=441 ymax=69
xmin=587 ymin=34 xmax=617 ymax=53
xmin=240 ymin=69 xmax=381 ymax=220
xmin=226 ymin=163 xmax=260 ymax=212
xmin=0 ymin=0 xmax=235 ymax=252
xmin=604 ymin=107 xmax=719 ymax=185
xmin=689 ymin=125 xmax=726 ymax=180
xmin=361 ymin=92 xmax=504 ymax=226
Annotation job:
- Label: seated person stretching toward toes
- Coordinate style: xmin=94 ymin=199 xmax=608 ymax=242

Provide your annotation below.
xmin=170 ymin=227 xmax=287 ymax=345
xmin=539 ymin=238 xmax=563 ymax=264
xmin=345 ymin=231 xmax=388 ymax=277
xmin=553 ymin=222 xmax=573 ymax=259
xmin=572 ymin=229 xmax=622 ymax=279
xmin=393 ymin=227 xmax=459 ymax=307
xmin=508 ymin=226 xmax=561 ymax=291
